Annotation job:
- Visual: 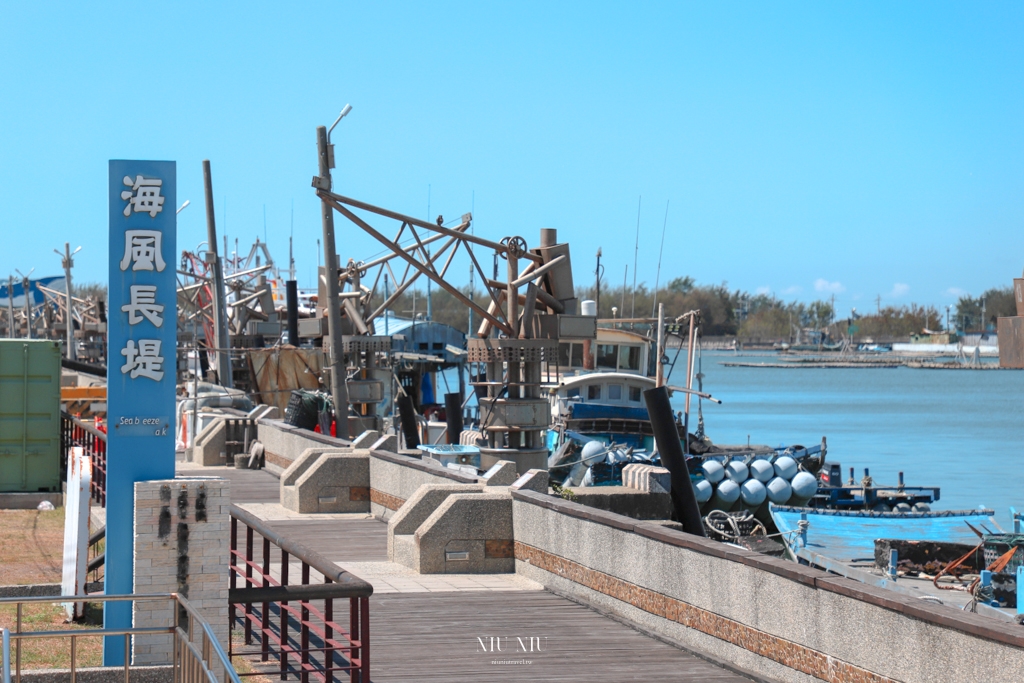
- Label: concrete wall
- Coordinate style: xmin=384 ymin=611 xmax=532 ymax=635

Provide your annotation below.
xmin=511 ymin=489 xmax=1024 ymax=683
xmin=368 ymin=449 xmax=480 ymax=521
xmin=280 ymin=449 xmax=371 ymax=514
xmin=133 ymin=478 xmax=230 ymax=666
xmin=565 ymin=485 xmax=672 ymax=520
xmin=191 ymin=418 xmax=228 ymax=466
xmin=256 ymin=418 xmax=351 ymax=476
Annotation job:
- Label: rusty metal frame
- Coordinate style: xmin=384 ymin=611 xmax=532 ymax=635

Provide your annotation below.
xmin=318 ymin=192 xmax=515 ymax=336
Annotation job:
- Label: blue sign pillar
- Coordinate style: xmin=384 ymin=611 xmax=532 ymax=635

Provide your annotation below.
xmin=104 ymin=160 xmax=177 ymax=665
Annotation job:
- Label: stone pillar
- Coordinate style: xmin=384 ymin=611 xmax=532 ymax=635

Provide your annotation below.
xmin=132 ymin=477 xmax=230 ymax=665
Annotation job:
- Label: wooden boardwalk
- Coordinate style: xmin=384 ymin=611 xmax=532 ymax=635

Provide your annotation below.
xmin=207 ymin=465 xmax=753 ymax=682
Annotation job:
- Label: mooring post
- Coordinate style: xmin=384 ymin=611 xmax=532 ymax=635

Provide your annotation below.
xmin=888 ymin=549 xmax=898 ymax=580
xmin=286 ymin=280 xmax=299 ymax=346
xmin=642 ymin=386 xmax=705 ymax=536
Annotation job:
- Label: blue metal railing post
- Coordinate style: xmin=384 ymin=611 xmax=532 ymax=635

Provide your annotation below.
xmin=888 ymin=550 xmax=898 ymax=580
xmin=799 ymin=512 xmax=808 ymax=548
xmin=2 ymin=627 xmax=10 ymax=683
xmin=1017 ymin=566 xmax=1023 ymax=616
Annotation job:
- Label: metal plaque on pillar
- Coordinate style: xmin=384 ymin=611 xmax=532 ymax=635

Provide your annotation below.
xmin=104 ymin=160 xmax=177 ymax=664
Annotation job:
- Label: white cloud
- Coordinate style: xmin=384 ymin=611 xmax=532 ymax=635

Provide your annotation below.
xmin=946 ymin=287 xmax=967 ymax=297
xmin=814 ymin=278 xmax=845 ymax=294
xmin=889 ymin=283 xmax=910 ymax=298
xmin=755 ymin=286 xmax=771 ymax=295
xmin=782 ymin=285 xmax=802 ymax=295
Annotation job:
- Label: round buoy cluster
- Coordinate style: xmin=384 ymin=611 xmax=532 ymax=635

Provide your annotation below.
xmin=692 ymin=455 xmax=818 ymax=514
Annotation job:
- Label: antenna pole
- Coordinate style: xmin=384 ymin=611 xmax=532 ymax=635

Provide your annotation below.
xmin=652 ymin=200 xmax=669 ymax=318
xmin=631 ymin=196 xmax=641 ymax=323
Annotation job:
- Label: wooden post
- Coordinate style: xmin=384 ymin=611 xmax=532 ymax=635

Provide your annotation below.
xmin=202 ymin=161 xmax=232 ymax=387
xmin=315 ymin=126 xmax=350 ymax=438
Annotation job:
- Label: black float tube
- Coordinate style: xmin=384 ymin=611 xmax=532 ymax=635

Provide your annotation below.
xmin=643 ymin=386 xmax=706 ymax=536
xmin=396 ymin=394 xmax=420 ymax=449
xmin=444 ymin=393 xmax=463 ymax=444
xmin=286 ymin=280 xmax=300 ymax=346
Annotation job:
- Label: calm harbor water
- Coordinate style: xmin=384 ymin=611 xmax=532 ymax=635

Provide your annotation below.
xmin=673 ymin=352 xmax=1023 ymax=520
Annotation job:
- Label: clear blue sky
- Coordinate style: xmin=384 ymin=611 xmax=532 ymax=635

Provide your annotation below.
xmin=2 ymin=2 xmax=1022 ymax=315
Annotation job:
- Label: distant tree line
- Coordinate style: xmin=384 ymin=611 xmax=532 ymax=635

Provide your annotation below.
xmin=375 ymin=276 xmax=1002 ymax=344
xmin=85 ymin=275 xmax=1016 ymax=340
xmin=953 ymin=286 xmax=1016 ymax=333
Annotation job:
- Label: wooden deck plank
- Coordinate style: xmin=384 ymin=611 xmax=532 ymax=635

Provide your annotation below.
xmin=265 ymin=519 xmax=389 ymax=563
xmin=367 ymin=591 xmax=750 ymax=682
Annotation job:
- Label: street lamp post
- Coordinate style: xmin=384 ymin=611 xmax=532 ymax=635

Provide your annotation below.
xmin=6 ymin=275 xmax=15 ymax=338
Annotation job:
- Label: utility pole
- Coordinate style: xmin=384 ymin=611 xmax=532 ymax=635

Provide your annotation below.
xmin=595 ymin=248 xmax=602 ymax=317
xmin=876 ymin=294 xmax=881 ymax=315
xmin=56 ymin=243 xmax=79 ymax=360
xmin=316 ymin=112 xmax=351 ymax=439
xmin=202 ymin=160 xmax=233 ymax=388
xmin=17 ymin=269 xmax=33 ymax=339
xmin=6 ymin=275 xmax=15 ymax=339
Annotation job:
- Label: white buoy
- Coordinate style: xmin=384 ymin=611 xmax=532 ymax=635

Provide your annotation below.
xmin=713 ymin=479 xmax=741 ymax=507
xmin=749 ymin=459 xmax=774 ymax=483
xmin=694 ymin=479 xmax=713 ymax=504
xmin=606 ymin=448 xmax=630 ymax=465
xmin=765 ymin=477 xmax=793 ymax=504
xmin=581 ymin=441 xmax=607 ymax=466
xmin=701 ymin=460 xmax=725 ymax=484
xmin=789 ymin=471 xmax=818 ymax=505
xmin=740 ymin=479 xmax=767 ymax=507
xmin=725 ymin=461 xmax=749 ymax=484
xmin=774 ymin=456 xmax=798 ymax=480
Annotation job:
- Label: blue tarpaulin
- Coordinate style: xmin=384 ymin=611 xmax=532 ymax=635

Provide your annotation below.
xmin=0 ymin=276 xmax=67 ymax=307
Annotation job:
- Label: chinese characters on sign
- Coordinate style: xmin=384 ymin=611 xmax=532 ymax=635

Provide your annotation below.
xmin=117 ymin=185 xmax=168 ymax=382
xmin=120 ymin=175 xmax=165 ymax=217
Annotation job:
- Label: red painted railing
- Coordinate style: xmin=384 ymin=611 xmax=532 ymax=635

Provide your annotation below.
xmin=60 ymin=411 xmax=107 ymax=507
xmin=228 ymin=505 xmax=372 ymax=683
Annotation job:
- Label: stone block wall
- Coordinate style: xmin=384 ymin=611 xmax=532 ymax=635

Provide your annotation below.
xmin=511 ymin=489 xmax=1024 ymax=683
xmin=256 ymin=419 xmax=351 ymax=475
xmin=368 ymin=450 xmax=479 ymax=521
xmin=133 ymin=477 xmax=230 ymax=666
xmin=191 ymin=418 xmax=228 ymax=466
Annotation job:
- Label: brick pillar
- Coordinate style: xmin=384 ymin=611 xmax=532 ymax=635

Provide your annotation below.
xmin=132 ymin=477 xmax=230 ymax=666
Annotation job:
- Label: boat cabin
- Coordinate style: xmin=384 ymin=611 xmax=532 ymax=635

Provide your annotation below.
xmin=556 ymin=328 xmax=651 ymax=375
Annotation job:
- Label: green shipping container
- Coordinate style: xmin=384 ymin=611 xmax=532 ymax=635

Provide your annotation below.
xmin=0 ymin=340 xmax=63 ymax=492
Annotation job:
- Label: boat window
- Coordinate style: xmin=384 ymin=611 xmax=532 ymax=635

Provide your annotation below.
xmin=558 ymin=343 xmax=571 ymax=367
xmin=608 ymin=384 xmax=622 ymax=400
xmin=418 ymin=342 xmax=428 ymax=350
xmin=571 ymin=343 xmax=584 ymax=367
xmin=619 ymin=345 xmax=641 ymax=371
xmin=433 ymin=342 xmax=443 ymax=350
xmin=596 ymin=344 xmax=617 ymax=369
xmin=566 ymin=387 xmax=580 ymax=398
xmin=629 ymin=386 xmax=642 ymax=402
xmin=587 ymin=384 xmax=601 ymax=400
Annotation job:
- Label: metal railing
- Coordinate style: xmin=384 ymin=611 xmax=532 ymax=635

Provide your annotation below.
xmin=228 ymin=505 xmax=372 ymax=683
xmin=60 ymin=412 xmax=107 ymax=507
xmin=0 ymin=593 xmax=240 ymax=683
